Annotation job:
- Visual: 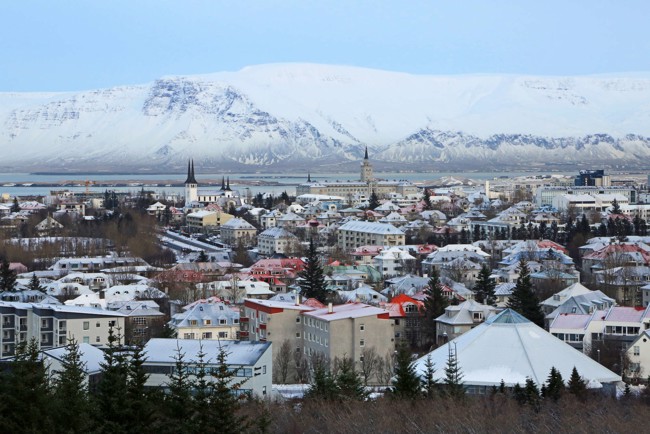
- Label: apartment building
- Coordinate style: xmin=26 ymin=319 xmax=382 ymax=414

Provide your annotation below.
xmin=0 ymin=301 xmax=125 ymax=357
xmin=170 ymin=301 xmax=240 ymax=340
xmin=337 ymin=221 xmax=405 ymax=251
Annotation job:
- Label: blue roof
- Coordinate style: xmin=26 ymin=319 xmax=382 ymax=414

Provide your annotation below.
xmin=485 ymin=308 xmax=531 ymax=324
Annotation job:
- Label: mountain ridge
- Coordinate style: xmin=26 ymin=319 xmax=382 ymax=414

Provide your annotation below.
xmin=2 ymin=63 xmax=650 ymax=172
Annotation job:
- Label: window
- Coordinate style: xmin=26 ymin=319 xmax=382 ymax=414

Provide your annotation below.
xmin=133 ymin=317 xmax=147 ymax=326
xmin=360 ymin=324 xmax=365 ymax=332
xmin=96 ymin=336 xmax=101 ymax=343
xmin=360 ymin=339 xmax=365 ymax=347
xmin=219 ymin=319 xmax=227 ymax=325
xmin=204 ymin=319 xmax=212 ymax=325
xmin=83 ymin=336 xmax=90 ymax=344
xmin=83 ymin=321 xmax=90 ymax=330
xmin=202 ymin=332 xmax=212 ymax=339
xmin=96 ymin=322 xmax=100 ymax=327
xmin=218 ymin=332 xmax=228 ymax=338
xmin=296 ymin=332 xmax=301 ymax=338
xmin=108 ymin=320 xmax=116 ymax=327
xmin=189 ymin=320 xmax=198 ymax=326
xmin=634 ymin=346 xmax=640 ymax=356
xmin=41 ymin=319 xmax=48 ymax=328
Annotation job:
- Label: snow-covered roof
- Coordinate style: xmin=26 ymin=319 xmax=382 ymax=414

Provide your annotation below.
xmin=413 ymin=309 xmax=621 ymax=387
xmin=303 ymin=302 xmax=388 ymax=322
xmin=143 ymin=339 xmax=270 ymax=366
xmin=338 ymin=220 xmax=404 ymax=235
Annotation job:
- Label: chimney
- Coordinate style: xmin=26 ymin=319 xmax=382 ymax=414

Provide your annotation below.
xmin=295 ymin=294 xmax=300 ymax=306
xmin=99 ymin=290 xmax=105 ymax=300
xmin=328 ymin=302 xmax=333 ymax=314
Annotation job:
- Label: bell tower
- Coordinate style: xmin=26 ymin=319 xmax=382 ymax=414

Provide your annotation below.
xmin=184 ymin=159 xmax=198 ymax=204
xmin=360 ymin=146 xmax=373 ymax=183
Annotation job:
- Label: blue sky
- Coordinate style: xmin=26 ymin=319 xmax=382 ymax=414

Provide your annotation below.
xmin=1 ymin=0 xmax=649 ymax=91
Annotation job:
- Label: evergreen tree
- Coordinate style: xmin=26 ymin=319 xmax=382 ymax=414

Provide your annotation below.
xmin=298 ymin=240 xmax=328 ymax=303
xmin=306 ymin=360 xmax=339 ymax=401
xmin=0 ymin=259 xmax=17 ymax=292
xmin=27 ymin=272 xmax=44 ymax=292
xmin=368 ymin=191 xmax=380 ymax=210
xmin=0 ymin=338 xmax=53 ymax=432
xmin=391 ymin=345 xmax=421 ymax=399
xmin=611 ymin=198 xmax=622 ymax=214
xmin=53 ymin=337 xmax=92 ymax=432
xmin=473 ymin=264 xmax=496 ymax=305
xmin=10 ymin=197 xmax=20 ymax=213
xmin=196 ymin=250 xmax=209 ymax=263
xmin=421 ymin=354 xmax=438 ymax=399
xmin=93 ymin=327 xmax=129 ymax=433
xmin=422 ymin=189 xmax=432 ymax=211
xmin=335 ymin=357 xmax=368 ymax=401
xmin=423 ymin=268 xmax=448 ymax=345
xmin=164 ymin=345 xmax=194 ymax=433
xmin=443 ymin=344 xmax=464 ymax=399
xmin=208 ymin=344 xmax=250 ymax=434
xmin=567 ymin=366 xmax=587 ymax=400
xmin=506 ymin=259 xmax=544 ymax=327
xmin=126 ymin=344 xmax=154 ymax=432
xmin=546 ymin=366 xmax=564 ymax=402
xmin=524 ymin=377 xmax=541 ymax=408
xmin=498 ymin=379 xmax=506 ymax=394
xmin=512 ymin=383 xmax=525 ymax=404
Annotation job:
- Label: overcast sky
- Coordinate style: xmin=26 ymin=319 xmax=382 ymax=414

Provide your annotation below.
xmin=1 ymin=0 xmax=649 ymax=91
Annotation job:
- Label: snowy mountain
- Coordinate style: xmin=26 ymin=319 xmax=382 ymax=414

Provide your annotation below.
xmin=2 ymin=63 xmax=650 ymax=172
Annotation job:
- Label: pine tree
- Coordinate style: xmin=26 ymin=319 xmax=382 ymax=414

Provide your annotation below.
xmin=524 ymin=377 xmax=541 ymax=408
xmin=53 ymin=337 xmax=92 ymax=432
xmin=207 ymin=344 xmax=250 ymax=434
xmin=422 ymin=189 xmax=433 ymax=211
xmin=0 ymin=259 xmax=17 ymax=292
xmin=164 ymin=345 xmax=194 ymax=433
xmin=306 ymin=360 xmax=339 ymax=401
xmin=567 ymin=366 xmax=587 ymax=400
xmin=335 ymin=356 xmax=368 ymax=401
xmin=197 ymin=250 xmax=209 ymax=263
xmin=93 ymin=327 xmax=129 ymax=433
xmin=298 ymin=239 xmax=328 ymax=303
xmin=546 ymin=366 xmax=564 ymax=402
xmin=474 ymin=264 xmax=496 ymax=305
xmin=368 ymin=191 xmax=380 ymax=210
xmin=421 ymin=354 xmax=438 ymax=399
xmin=2 ymin=338 xmax=53 ymax=432
xmin=126 ymin=344 xmax=154 ymax=432
xmin=423 ymin=268 xmax=448 ymax=346
xmin=611 ymin=198 xmax=622 ymax=214
xmin=391 ymin=345 xmax=421 ymax=399
xmin=443 ymin=344 xmax=464 ymax=399
xmin=27 ymin=272 xmax=43 ymax=292
xmin=10 ymin=197 xmax=20 ymax=213
xmin=507 ymin=259 xmax=544 ymax=327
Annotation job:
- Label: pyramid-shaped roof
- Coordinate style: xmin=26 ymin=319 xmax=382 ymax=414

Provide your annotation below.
xmin=413 ymin=308 xmax=620 ymax=387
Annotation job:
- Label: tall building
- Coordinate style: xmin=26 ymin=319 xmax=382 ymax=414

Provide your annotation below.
xmin=575 ymin=169 xmax=611 ymax=187
xmin=296 ymin=149 xmax=417 ymax=200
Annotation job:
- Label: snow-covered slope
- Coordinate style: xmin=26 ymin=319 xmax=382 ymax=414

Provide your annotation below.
xmin=2 ymin=63 xmax=650 ymax=172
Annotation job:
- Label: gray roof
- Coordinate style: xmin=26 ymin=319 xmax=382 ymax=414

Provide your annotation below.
xmin=338 ymin=220 xmax=404 ymax=235
xmin=143 ymin=339 xmax=271 ymax=366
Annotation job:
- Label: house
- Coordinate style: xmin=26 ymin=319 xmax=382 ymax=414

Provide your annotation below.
xmin=35 ymin=215 xmax=64 ymax=235
xmin=146 ymin=202 xmax=166 ymax=217
xmin=381 ymin=293 xmax=425 ymax=348
xmin=626 ymin=330 xmax=650 ymax=379
xmin=434 ymin=300 xmax=499 ymax=345
xmin=142 ymin=339 xmax=272 ymax=397
xmin=220 ymin=218 xmax=257 ymax=247
xmin=170 ymin=301 xmax=240 ymax=340
xmin=108 ymin=300 xmax=166 ymax=344
xmin=336 ymin=284 xmax=387 ymax=305
xmin=541 ymin=282 xmax=615 ymax=325
xmin=257 ymin=227 xmax=299 ymax=256
xmin=413 ymin=309 xmax=621 ymax=394
xmin=421 ymin=244 xmax=490 ymax=276
xmin=373 ymin=246 xmax=416 ymax=278
xmin=186 ymin=210 xmax=234 ymax=233
xmin=42 ymin=343 xmax=105 ymax=386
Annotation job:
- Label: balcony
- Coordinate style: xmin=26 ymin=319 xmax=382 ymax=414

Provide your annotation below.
xmin=240 ymin=317 xmax=249 ymax=322
xmin=259 ymin=324 xmax=267 ymax=330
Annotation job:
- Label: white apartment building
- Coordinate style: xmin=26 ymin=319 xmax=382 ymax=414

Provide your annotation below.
xmin=337 ymin=221 xmax=405 ymax=251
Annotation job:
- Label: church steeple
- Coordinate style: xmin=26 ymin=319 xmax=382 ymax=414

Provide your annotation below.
xmin=184 ymin=159 xmax=197 ymax=184
xmin=307 ymin=172 xmax=312 ymax=183
xmin=226 ymin=177 xmax=232 ymax=191
xmin=220 ymin=176 xmax=226 ymax=191
xmin=364 ymin=146 xmax=369 ymax=160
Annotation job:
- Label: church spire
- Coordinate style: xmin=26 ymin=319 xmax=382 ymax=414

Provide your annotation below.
xmin=226 ymin=177 xmax=232 ymax=191
xmin=184 ymin=159 xmax=197 ymax=184
xmin=307 ymin=172 xmax=311 ymax=182
xmin=364 ymin=146 xmax=368 ymax=160
xmin=220 ymin=176 xmax=226 ymax=191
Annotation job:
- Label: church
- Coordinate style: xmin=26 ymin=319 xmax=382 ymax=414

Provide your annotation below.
xmin=295 ymin=148 xmax=418 ymax=200
xmin=183 ymin=160 xmax=241 ymax=209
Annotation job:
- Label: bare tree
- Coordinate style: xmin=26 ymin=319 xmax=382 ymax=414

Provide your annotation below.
xmin=359 ymin=346 xmax=380 ymax=386
xmin=293 ymin=350 xmax=310 ymax=384
xmin=274 ymin=339 xmax=293 ymax=384
xmin=376 ymin=350 xmax=396 ymax=385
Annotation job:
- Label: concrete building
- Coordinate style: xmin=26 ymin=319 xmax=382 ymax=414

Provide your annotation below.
xmin=220 ymin=217 xmax=257 ymax=247
xmin=257 ymin=227 xmax=299 ymax=256
xmin=186 ymin=210 xmax=234 ymax=233
xmin=170 ymin=301 xmax=240 ymax=340
xmin=337 ymin=221 xmax=405 ymax=251
xmin=142 ymin=339 xmax=272 ymax=397
xmin=434 ymin=300 xmax=499 ymax=345
xmin=0 ymin=301 xmax=125 ymax=357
